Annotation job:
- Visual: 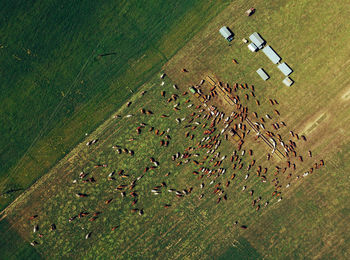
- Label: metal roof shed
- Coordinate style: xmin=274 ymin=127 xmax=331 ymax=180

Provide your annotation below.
xmin=249 ymin=32 xmax=265 ymax=49
xmin=282 ymin=77 xmax=294 ymax=87
xmin=248 ymin=43 xmax=258 ymax=52
xmin=277 ymin=62 xmax=293 ymax=76
xmin=219 ymin=26 xmax=234 ymax=42
xmin=262 ymin=46 xmax=281 ymax=64
xmin=256 ymin=68 xmax=270 ymax=81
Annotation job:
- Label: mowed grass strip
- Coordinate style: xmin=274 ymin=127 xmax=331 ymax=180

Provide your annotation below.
xmin=0 ymin=0 xmax=231 ymax=211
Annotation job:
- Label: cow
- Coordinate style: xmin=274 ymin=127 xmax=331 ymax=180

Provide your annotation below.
xmin=29 ymin=215 xmax=38 ymax=221
xmin=112 ymin=226 xmax=119 ymax=231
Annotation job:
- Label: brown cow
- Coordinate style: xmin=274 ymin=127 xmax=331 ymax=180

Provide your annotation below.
xmin=112 ymin=226 xmax=119 ymax=231
xmin=308 ymin=150 xmax=312 ymax=157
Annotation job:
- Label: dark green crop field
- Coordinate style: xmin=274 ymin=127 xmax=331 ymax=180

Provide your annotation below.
xmin=0 ymin=0 xmax=230 ymax=210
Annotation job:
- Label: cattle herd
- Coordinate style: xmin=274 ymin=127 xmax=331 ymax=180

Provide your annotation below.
xmin=27 ymin=72 xmax=325 ymax=250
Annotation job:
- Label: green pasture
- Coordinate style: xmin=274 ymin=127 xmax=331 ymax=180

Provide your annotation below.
xmin=1 ymin=0 xmax=350 ymax=259
xmin=0 ymin=0 xmax=230 ymax=211
xmin=3 ymin=75 xmax=278 ymax=258
xmin=164 ymin=0 xmax=350 ymax=258
xmin=0 ymin=218 xmax=40 ymax=260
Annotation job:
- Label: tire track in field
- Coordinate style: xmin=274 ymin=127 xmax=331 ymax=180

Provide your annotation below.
xmin=5 ymin=42 xmax=102 ymax=187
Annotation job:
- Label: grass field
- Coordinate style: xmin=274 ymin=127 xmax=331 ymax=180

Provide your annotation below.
xmin=2 ymin=75 xmax=279 ymax=258
xmin=164 ymin=0 xmax=350 ymax=258
xmin=1 ymin=0 xmax=350 ymax=259
xmin=0 ymin=0 xmax=230 ymax=211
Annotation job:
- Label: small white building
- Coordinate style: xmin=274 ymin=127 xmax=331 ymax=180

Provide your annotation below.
xmin=219 ymin=26 xmax=234 ymax=42
xmin=248 ymin=43 xmax=258 ymax=52
xmin=256 ymin=68 xmax=270 ymax=81
xmin=249 ymin=32 xmax=265 ymax=49
xmin=283 ymin=77 xmax=294 ymax=86
xmin=278 ymin=62 xmax=293 ymax=76
xmin=262 ymin=45 xmax=281 ymax=64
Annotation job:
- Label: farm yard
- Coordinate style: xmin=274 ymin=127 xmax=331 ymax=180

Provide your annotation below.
xmin=1 ymin=0 xmax=350 ymax=259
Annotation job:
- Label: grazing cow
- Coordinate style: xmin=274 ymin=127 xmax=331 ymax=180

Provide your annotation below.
xmin=69 ymin=216 xmax=77 ymax=222
xmin=33 ymin=225 xmax=39 ymax=233
xmin=30 ymin=241 xmax=38 ymax=247
xmin=50 ymin=224 xmax=56 ymax=231
xmin=85 ymin=232 xmax=92 ymax=239
xmin=29 ymin=215 xmax=38 ymax=220
xmin=89 ymin=217 xmax=97 ymax=222
xmin=76 ymin=193 xmax=88 ymax=198
xmin=240 ymin=225 xmax=247 ymax=229
xmin=112 ymin=226 xmax=119 ymax=231
xmin=308 ymin=150 xmax=312 ymax=157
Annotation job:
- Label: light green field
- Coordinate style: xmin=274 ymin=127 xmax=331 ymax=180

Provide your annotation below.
xmin=164 ymin=0 xmax=350 ymax=258
xmin=1 ymin=0 xmax=350 ymax=259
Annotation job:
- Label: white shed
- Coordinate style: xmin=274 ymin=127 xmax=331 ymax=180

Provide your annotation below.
xmin=262 ymin=45 xmax=281 ymax=64
xmin=219 ymin=26 xmax=234 ymax=42
xmin=249 ymin=32 xmax=265 ymax=49
xmin=278 ymin=62 xmax=293 ymax=76
xmin=282 ymin=77 xmax=294 ymax=86
xmin=256 ymin=68 xmax=270 ymax=81
xmin=248 ymin=43 xmax=258 ymax=52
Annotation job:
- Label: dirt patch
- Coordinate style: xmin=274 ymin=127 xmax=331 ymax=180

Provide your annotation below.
xmin=302 ymin=112 xmax=328 ymax=135
xmin=340 ymin=87 xmax=350 ymax=100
